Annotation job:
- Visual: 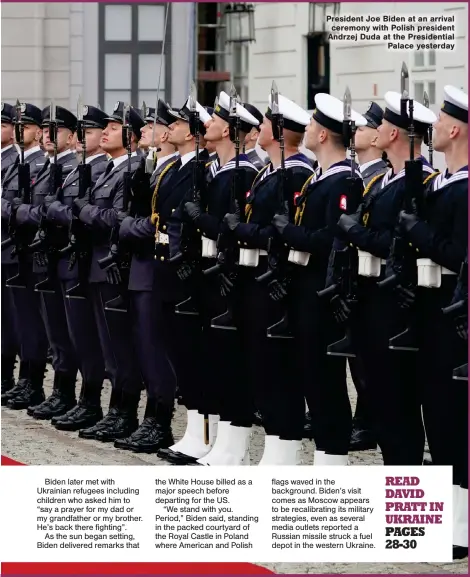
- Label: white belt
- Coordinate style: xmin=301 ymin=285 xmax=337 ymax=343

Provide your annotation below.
xmin=259 ymin=250 xmax=268 ymax=256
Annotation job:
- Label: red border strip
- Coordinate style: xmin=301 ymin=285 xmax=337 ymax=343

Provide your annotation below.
xmin=1 ymin=563 xmax=273 ymax=575
xmin=2 ymin=455 xmax=26 ymax=466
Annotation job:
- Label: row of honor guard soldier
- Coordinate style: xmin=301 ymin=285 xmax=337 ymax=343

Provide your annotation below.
xmin=1 ymin=78 xmax=468 ymax=558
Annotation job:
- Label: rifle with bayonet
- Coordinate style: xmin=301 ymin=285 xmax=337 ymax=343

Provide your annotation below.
xmin=204 ymin=85 xmax=245 ymax=330
xmin=172 ymin=83 xmax=206 ymax=316
xmin=62 ymin=96 xmax=93 ymax=299
xmin=316 ymin=86 xmax=362 ymax=357
xmin=377 ymin=62 xmax=424 ymax=352
xmin=255 ymin=81 xmax=293 ymax=339
xmin=32 ymin=101 xmax=65 ymax=293
xmin=97 ymin=104 xmax=133 ymax=313
xmin=3 ymin=100 xmax=33 ymax=288
xmin=442 ymin=256 xmax=468 ymax=381
xmin=423 ymin=91 xmax=434 ymax=168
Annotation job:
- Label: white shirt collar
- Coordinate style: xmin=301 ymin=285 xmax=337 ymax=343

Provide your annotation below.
xmin=154 ymin=151 xmax=179 ymax=173
xmin=111 ymin=151 xmax=138 ymax=170
xmin=1 ymin=144 xmax=14 ymax=154
xmin=24 ymin=145 xmax=41 ymax=159
xmin=50 ymin=149 xmax=74 ymax=164
xmin=180 ymin=149 xmax=204 ymax=169
xmin=360 ymin=158 xmax=382 ymax=174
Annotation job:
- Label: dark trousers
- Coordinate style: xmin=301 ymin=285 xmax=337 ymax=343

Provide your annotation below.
xmin=160 ymin=299 xmax=203 ymax=411
xmin=39 ymin=275 xmax=78 ymax=378
xmin=356 ymin=278 xmax=425 ymax=465
xmin=291 ymin=268 xmax=351 ymax=452
xmin=238 ymin=264 xmax=300 ymax=439
xmin=89 ymin=282 xmax=142 ymax=395
xmin=349 ymin=356 xmax=370 ymax=425
xmin=1 ymin=264 xmax=20 ymax=358
xmin=62 ymin=280 xmax=105 ymax=385
xmin=9 ymin=267 xmax=49 ymax=363
xmin=129 ymin=290 xmax=176 ymax=406
xmin=197 ymin=265 xmax=252 ymax=425
xmin=417 ymin=280 xmax=468 ymax=487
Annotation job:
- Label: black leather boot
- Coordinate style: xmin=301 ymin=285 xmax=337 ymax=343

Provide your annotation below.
xmin=1 ymin=360 xmax=29 ymax=406
xmin=7 ymin=361 xmax=46 ymax=410
xmin=95 ymin=390 xmax=140 ymax=443
xmin=252 ymin=411 xmax=263 ymax=427
xmin=1 ymin=355 xmax=16 ymax=395
xmin=116 ymin=400 xmax=173 ymax=453
xmin=453 ymin=545 xmax=468 ymax=560
xmin=30 ymin=373 xmax=77 ymax=420
xmin=54 ymin=383 xmax=102 ymax=432
xmin=349 ymin=417 xmax=377 ymax=451
xmin=78 ymin=388 xmax=122 ymax=439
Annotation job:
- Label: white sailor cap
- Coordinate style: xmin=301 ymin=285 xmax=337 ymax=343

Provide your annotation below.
xmin=312 ymin=93 xmax=367 ymax=135
xmin=266 ymin=93 xmax=311 ymax=134
xmin=383 ymin=91 xmax=437 ymax=136
xmin=213 ymin=91 xmax=260 ymax=133
xmin=441 ymin=85 xmax=468 ymax=124
xmin=168 ymin=97 xmax=212 ymax=135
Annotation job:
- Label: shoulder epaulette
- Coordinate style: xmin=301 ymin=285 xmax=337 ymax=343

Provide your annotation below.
xmin=151 ymin=159 xmax=178 ymax=225
xmin=363 ymin=172 xmax=386 ymax=196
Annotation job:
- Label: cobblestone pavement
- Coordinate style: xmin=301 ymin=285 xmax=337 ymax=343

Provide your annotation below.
xmin=1 ymin=367 xmax=467 ymax=574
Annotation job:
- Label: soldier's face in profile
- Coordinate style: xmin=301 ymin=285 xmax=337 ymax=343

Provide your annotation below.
xmin=1 ymin=122 xmax=14 ymax=147
xmin=432 ymin=112 xmax=463 ymax=152
xmin=100 ymin=121 xmax=124 ymax=152
xmin=257 ymin=116 xmax=273 ymax=150
xmin=355 ymin=126 xmax=378 ymax=152
xmin=304 ymin=117 xmax=320 ymax=151
xmin=167 ymin=120 xmax=190 ymax=145
xmin=375 ymin=119 xmax=393 ymax=151
xmin=140 ymin=122 xmax=163 ymax=148
xmin=76 ymin=128 xmax=103 ymax=155
xmin=15 ymin=124 xmax=41 ymax=147
xmin=204 ymin=114 xmax=226 ymax=142
xmin=42 ymin=126 xmax=73 ymax=153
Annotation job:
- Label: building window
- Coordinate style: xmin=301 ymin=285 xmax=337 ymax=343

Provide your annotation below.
xmin=414 ymin=50 xmax=436 ymax=68
xmin=414 ymin=81 xmax=436 ymax=105
xmin=98 ymin=3 xmax=171 ymax=115
xmin=307 ymin=34 xmax=330 ymax=109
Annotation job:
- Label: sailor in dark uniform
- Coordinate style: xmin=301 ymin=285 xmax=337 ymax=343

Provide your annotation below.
xmin=398 ymin=85 xmax=468 ymax=558
xmin=6 ymin=106 xmax=78 ymax=411
xmin=347 ymin=101 xmax=389 ymax=452
xmin=68 ymin=102 xmax=144 ymax=441
xmin=166 ymin=91 xmax=260 ymax=466
xmin=1 ymin=103 xmax=19 ymax=181
xmin=242 ymin=103 xmax=266 ymax=170
xmin=337 ymin=91 xmax=437 ymax=466
xmin=1 ymin=103 xmax=44 ymax=402
xmin=113 ymin=100 xmax=180 ymax=454
xmin=120 ymin=96 xmax=211 ymax=462
xmin=220 ymin=91 xmax=314 ymax=465
xmin=272 ymin=93 xmax=367 ymax=466
xmin=35 ymin=105 xmax=109 ymax=424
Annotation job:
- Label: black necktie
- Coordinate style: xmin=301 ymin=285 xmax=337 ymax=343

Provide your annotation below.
xmin=104 ymin=161 xmax=114 ymax=176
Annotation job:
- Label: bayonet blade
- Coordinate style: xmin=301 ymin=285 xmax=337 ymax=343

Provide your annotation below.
xmin=423 ymin=91 xmax=430 ymax=108
xmin=343 ymin=86 xmax=352 ymax=121
xmin=213 ymin=96 xmax=219 ymax=109
xmin=15 ymin=99 xmax=22 ymax=122
xmin=50 ymin=100 xmax=56 ymax=122
xmin=123 ymin=103 xmax=130 ymax=126
xmin=229 ymin=84 xmax=237 ymax=117
xmin=141 ymin=100 xmax=147 ymax=119
xmin=271 ymin=80 xmax=279 ymax=115
xmin=189 ymin=82 xmax=198 ymax=111
xmin=401 ymin=62 xmax=409 ymax=99
xmin=77 ymin=94 xmax=83 ymax=121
